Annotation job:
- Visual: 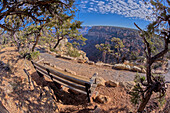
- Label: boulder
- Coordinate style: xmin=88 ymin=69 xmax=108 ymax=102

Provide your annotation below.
xmin=123 ymin=60 xmax=130 ymax=65
xmin=51 ymin=52 xmax=56 ymax=56
xmin=77 ymin=59 xmax=86 ymax=63
xmin=119 ymin=81 xmax=136 ymax=91
xmin=153 ymin=69 xmax=165 ymax=74
xmin=132 ymin=66 xmax=142 ymax=72
xmin=105 ymin=80 xmax=119 ymax=87
xmin=142 ymin=68 xmax=146 ymax=73
xmin=95 ymin=95 xmax=111 ymax=104
xmin=50 ymin=63 xmax=54 ymax=67
xmin=125 ymin=65 xmax=131 ymax=70
xmin=95 ymin=62 xmax=104 ymax=66
xmin=64 ymin=68 xmax=76 ymax=75
xmin=103 ymin=63 xmax=113 ymax=68
xmin=4 ymin=84 xmax=13 ymax=94
xmin=44 ymin=61 xmax=50 ymax=65
xmin=61 ymin=55 xmax=75 ymax=60
xmin=96 ymin=77 xmax=106 ymax=87
xmin=87 ymin=61 xmax=95 ymax=65
xmin=113 ymin=64 xmax=126 ymax=70
xmin=56 ymin=54 xmax=62 ymax=57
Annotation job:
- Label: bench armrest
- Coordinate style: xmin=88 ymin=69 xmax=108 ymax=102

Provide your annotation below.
xmin=89 ymin=73 xmax=98 ymax=85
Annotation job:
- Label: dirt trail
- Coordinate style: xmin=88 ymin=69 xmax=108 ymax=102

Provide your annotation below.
xmin=40 ymin=52 xmax=143 ymax=82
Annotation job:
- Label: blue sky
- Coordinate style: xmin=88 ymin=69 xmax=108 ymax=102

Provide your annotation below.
xmin=75 ymin=0 xmax=155 ymax=29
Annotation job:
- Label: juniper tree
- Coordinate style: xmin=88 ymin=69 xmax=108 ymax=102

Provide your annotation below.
xmin=0 ymin=0 xmax=76 ymax=51
xmin=96 ymin=37 xmax=129 ymax=63
xmin=130 ymin=0 xmax=170 ymax=112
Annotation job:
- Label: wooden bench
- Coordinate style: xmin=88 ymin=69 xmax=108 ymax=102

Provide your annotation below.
xmin=31 ymin=61 xmax=98 ymax=102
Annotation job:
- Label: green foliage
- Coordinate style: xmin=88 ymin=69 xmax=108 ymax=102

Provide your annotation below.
xmin=95 ymin=37 xmax=128 ymax=63
xmin=19 ymin=50 xmax=40 ymax=60
xmin=130 ymin=84 xmax=142 ymax=105
xmin=66 ymin=49 xmax=81 ymax=58
xmin=27 ymin=51 xmax=40 ymax=60
xmin=130 ymin=74 xmax=145 ymax=105
xmin=66 ymin=42 xmax=81 ymax=57
xmin=50 ymin=48 xmax=59 ymax=54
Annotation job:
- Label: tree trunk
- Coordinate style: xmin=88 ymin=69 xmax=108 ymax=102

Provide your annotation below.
xmin=138 ymin=89 xmax=152 ymax=112
xmin=53 ymin=39 xmax=62 ymax=49
xmin=32 ymin=33 xmax=41 ymax=52
xmin=13 ymin=32 xmax=21 ymax=51
xmin=146 ymin=61 xmax=153 ymax=84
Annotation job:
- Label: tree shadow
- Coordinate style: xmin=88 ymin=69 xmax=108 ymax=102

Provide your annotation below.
xmin=0 ymin=60 xmax=59 ymax=112
xmin=30 ymin=72 xmax=89 ymax=106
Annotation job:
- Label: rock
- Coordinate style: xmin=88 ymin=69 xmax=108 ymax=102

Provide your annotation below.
xmin=132 ymin=66 xmax=142 ymax=72
xmin=56 ymin=54 xmax=62 ymax=57
xmin=103 ymin=63 xmax=113 ymax=67
xmin=50 ymin=63 xmax=54 ymax=67
xmin=44 ymin=61 xmax=50 ymax=65
xmin=96 ymin=77 xmax=106 ymax=87
xmin=119 ymin=81 xmax=136 ymax=91
xmin=4 ymin=84 xmax=13 ymax=94
xmin=142 ymin=68 xmax=146 ymax=73
xmin=51 ymin=52 xmax=56 ymax=56
xmin=153 ymin=69 xmax=165 ymax=74
xmin=87 ymin=61 xmax=95 ymax=65
xmin=123 ymin=60 xmax=130 ymax=65
xmin=95 ymin=62 xmax=104 ymax=66
xmin=77 ymin=59 xmax=86 ymax=63
xmin=105 ymin=80 xmax=119 ymax=87
xmin=113 ymin=64 xmax=126 ymax=70
xmin=77 ymin=50 xmax=89 ymax=61
xmin=61 ymin=55 xmax=75 ymax=60
xmin=125 ymin=65 xmax=131 ymax=70
xmin=64 ymin=68 xmax=76 ymax=75
xmin=95 ymin=95 xmax=111 ymax=104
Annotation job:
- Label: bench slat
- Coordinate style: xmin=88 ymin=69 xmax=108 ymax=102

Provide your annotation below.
xmin=32 ymin=61 xmax=91 ymax=86
xmin=89 ymin=73 xmax=98 ymax=85
xmin=52 ymin=79 xmax=87 ymax=95
xmin=45 ymin=65 xmax=89 ymax=81
xmin=35 ymin=66 xmax=87 ymax=92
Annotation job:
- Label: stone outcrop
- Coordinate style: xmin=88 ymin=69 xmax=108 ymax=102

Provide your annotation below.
xmin=119 ymin=81 xmax=136 ymax=91
xmin=96 ymin=77 xmax=106 ymax=87
xmin=77 ymin=59 xmax=86 ymax=63
xmin=86 ymin=61 xmax=95 ymax=65
xmin=113 ymin=63 xmax=145 ymax=73
xmin=105 ymin=80 xmax=119 ymax=87
xmin=95 ymin=95 xmax=111 ymax=104
xmin=113 ymin=64 xmax=126 ymax=70
xmin=132 ymin=66 xmax=142 ymax=72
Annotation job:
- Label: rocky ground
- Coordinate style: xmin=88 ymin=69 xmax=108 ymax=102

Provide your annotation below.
xmin=0 ymin=47 xmax=169 ymax=113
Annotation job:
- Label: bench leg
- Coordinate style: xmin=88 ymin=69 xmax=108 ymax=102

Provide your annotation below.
xmin=85 ymin=85 xmax=90 ymax=103
xmin=37 ymin=71 xmax=44 ymax=77
xmin=54 ymin=81 xmax=62 ymax=89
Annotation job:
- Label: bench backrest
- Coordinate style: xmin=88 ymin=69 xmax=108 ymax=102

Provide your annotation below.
xmin=31 ymin=61 xmax=96 ymax=95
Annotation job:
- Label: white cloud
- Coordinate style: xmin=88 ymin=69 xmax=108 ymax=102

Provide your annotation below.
xmin=79 ymin=0 xmax=155 ymax=21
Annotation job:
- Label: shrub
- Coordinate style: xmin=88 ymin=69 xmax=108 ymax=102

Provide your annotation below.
xmin=26 ymin=51 xmax=40 ymax=60
xmin=19 ymin=49 xmax=40 ymax=60
xmin=66 ymin=49 xmax=81 ymax=58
